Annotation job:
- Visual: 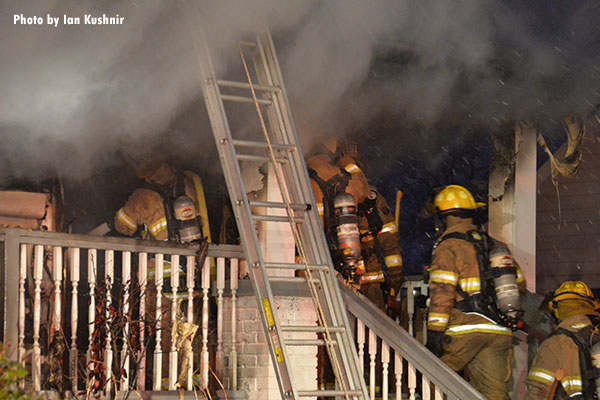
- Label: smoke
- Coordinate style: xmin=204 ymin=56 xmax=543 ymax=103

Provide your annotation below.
xmin=1 ymin=0 xmax=599 ymax=184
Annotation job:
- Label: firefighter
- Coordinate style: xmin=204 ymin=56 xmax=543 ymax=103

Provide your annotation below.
xmin=357 ymin=186 xmax=403 ymax=311
xmin=305 ymin=138 xmax=369 ymax=277
xmin=425 ymin=184 xmax=527 ymax=400
xmin=335 ymin=139 xmax=403 ymax=311
xmin=306 ymin=138 xmax=369 ymax=222
xmin=114 ymin=159 xmax=210 ymax=385
xmin=306 ymin=138 xmax=369 ymax=391
xmin=525 ymin=281 xmax=600 ymax=400
xmin=114 ymin=160 xmax=211 ymax=243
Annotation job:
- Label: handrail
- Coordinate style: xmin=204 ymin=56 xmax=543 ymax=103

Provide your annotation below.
xmin=339 ymin=277 xmax=486 ymax=400
xmin=0 ymin=227 xmax=245 ymax=258
xmin=0 ymin=226 xmax=247 ymax=393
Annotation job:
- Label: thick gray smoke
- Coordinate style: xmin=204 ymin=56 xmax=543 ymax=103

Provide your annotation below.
xmin=1 ymin=1 xmax=599 ymax=183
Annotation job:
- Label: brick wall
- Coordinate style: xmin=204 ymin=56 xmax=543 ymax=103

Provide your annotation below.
xmin=220 ymin=294 xmax=318 ymax=400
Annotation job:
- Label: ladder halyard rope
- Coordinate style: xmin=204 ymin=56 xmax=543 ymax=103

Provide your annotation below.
xmin=237 ymin=34 xmax=354 ymax=400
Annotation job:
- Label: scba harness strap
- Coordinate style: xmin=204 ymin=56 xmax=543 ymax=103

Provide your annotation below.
xmin=144 ymin=172 xmax=202 ymax=242
xmin=436 ymin=230 xmax=514 ymax=326
xmin=549 ymin=325 xmax=600 ymax=399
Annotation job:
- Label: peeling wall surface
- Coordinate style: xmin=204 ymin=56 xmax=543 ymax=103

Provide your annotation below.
xmin=536 ymin=124 xmax=600 ymax=294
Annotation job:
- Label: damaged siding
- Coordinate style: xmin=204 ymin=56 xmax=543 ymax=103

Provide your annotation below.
xmin=536 ymin=131 xmax=600 ymax=294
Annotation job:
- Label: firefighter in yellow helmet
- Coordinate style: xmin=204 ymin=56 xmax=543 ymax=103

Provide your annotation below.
xmin=525 ymin=281 xmax=600 ymax=399
xmin=425 ymin=184 xmax=527 ymax=400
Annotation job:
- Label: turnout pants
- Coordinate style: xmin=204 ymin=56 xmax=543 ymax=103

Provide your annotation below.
xmin=441 ymin=331 xmax=513 ymax=400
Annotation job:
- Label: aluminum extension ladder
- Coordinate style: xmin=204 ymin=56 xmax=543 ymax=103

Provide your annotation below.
xmin=196 ymin=28 xmax=369 ymax=400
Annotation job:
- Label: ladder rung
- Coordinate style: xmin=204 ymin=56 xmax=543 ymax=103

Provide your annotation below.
xmin=238 ymin=40 xmax=256 ymax=48
xmin=252 ymin=215 xmax=303 ymax=223
xmin=298 ymin=390 xmax=362 ymax=397
xmin=268 ymin=276 xmax=321 ymax=285
xmin=285 ymin=339 xmax=338 ymax=346
xmin=264 ymin=262 xmax=328 ymax=271
xmin=281 ymin=325 xmax=345 ymax=333
xmin=218 ymin=80 xmax=280 ymax=93
xmin=236 ymin=154 xmax=288 ymax=163
xmin=250 ymin=201 xmax=309 ymax=211
xmin=233 ymin=139 xmax=296 ymax=151
xmin=221 ymin=94 xmax=272 ymax=105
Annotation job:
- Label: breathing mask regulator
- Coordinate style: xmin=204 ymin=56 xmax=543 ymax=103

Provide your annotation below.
xmin=333 ymin=192 xmax=362 ymax=285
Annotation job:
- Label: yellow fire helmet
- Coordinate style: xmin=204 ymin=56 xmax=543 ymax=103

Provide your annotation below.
xmin=324 ymin=138 xmax=338 ymax=155
xmin=433 ymin=185 xmax=486 ymax=215
xmin=548 ymin=280 xmax=599 ymax=318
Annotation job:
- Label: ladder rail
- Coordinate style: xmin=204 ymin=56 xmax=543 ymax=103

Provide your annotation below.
xmin=196 ymin=32 xmax=297 ymax=398
xmin=197 ymin=25 xmax=368 ymax=400
xmin=252 ymin=31 xmax=367 ymax=394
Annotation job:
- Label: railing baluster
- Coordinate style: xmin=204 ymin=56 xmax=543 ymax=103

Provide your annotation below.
xmin=70 ymin=248 xmax=80 ymax=392
xmin=169 ymin=254 xmax=179 ymax=390
xmin=200 ymin=256 xmax=211 ymax=389
xmin=408 ymin=362 xmax=417 ymax=400
xmin=105 ymin=250 xmax=114 ymax=394
xmin=382 ymin=341 xmax=389 ymax=400
xmin=87 ymin=249 xmax=97 ymax=389
xmin=435 ymin=385 xmax=444 ymax=400
xmin=185 ymin=256 xmax=194 ymax=388
xmin=422 ymin=374 xmax=431 ymax=400
xmin=32 ymin=245 xmax=43 ymax=391
xmin=230 ymin=258 xmax=239 ymax=390
xmin=239 ymin=259 xmax=249 ymax=279
xmin=137 ymin=252 xmax=148 ymax=391
xmin=395 ymin=352 xmax=403 ymax=400
xmin=153 ymin=253 xmax=164 ymax=390
xmin=357 ymin=319 xmax=365 ymax=374
xmin=407 ymin=283 xmax=415 ymax=337
xmin=369 ymin=329 xmax=377 ymax=400
xmin=121 ymin=251 xmax=131 ymax=390
xmin=52 ymin=246 xmax=63 ymax=333
xmin=18 ymin=245 xmax=27 ymax=366
xmin=216 ymin=257 xmax=225 ymax=379
xmin=186 ymin=255 xmax=195 ymax=390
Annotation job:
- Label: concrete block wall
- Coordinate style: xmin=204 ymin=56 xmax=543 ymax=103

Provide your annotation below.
xmin=220 ymin=294 xmax=318 ymax=400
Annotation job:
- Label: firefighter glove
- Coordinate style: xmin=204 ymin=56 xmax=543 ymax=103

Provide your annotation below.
xmin=425 ymin=330 xmax=445 ymax=357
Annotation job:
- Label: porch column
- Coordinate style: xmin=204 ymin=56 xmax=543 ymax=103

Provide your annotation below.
xmin=488 ymin=124 xmax=537 ymax=400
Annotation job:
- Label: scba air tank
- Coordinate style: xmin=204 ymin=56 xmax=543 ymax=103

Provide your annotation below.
xmin=333 ymin=192 xmax=361 ymax=267
xmin=489 ymin=246 xmax=521 ymax=321
xmin=173 ymin=195 xmax=202 ymax=243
